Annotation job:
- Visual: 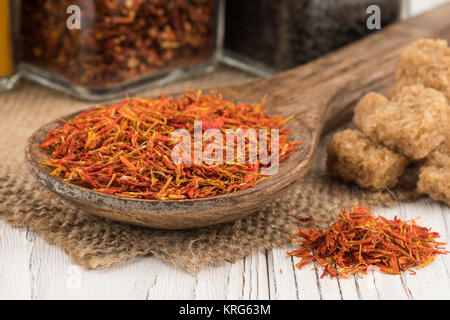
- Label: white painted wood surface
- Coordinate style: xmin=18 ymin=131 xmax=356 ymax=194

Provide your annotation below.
xmin=405 ymin=0 xmax=450 ymax=17
xmin=0 ymin=199 xmax=449 ymax=300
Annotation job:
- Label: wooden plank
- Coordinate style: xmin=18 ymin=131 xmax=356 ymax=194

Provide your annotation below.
xmin=0 ymin=222 xmax=32 ymax=299
xmin=236 ymin=250 xmax=270 ymax=299
xmin=195 ymin=250 xmax=269 ymax=300
xmin=194 ymin=262 xmax=232 ymax=300
xmin=144 ymin=260 xmax=196 ymax=300
xmin=372 ymin=272 xmax=411 ymax=300
xmin=394 ymin=201 xmax=450 ymax=300
xmin=291 ymin=265 xmax=321 ymax=300
xmin=315 ymin=267 xmax=342 ymax=300
xmin=335 ymin=277 xmax=360 ymax=300
xmin=22 ymin=233 xmax=197 ymax=299
xmin=352 ymin=271 xmax=411 ymax=300
xmin=267 ymin=246 xmax=298 ymax=299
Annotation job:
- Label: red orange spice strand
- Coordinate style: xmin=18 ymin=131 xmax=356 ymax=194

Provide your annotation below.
xmin=288 ymin=205 xmax=448 ymax=279
xmin=40 ymin=91 xmax=300 ymax=200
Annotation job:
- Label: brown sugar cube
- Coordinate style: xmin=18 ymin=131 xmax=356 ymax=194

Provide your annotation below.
xmin=396 ymin=38 xmax=450 ymax=101
xmin=424 ymin=143 xmax=450 ymax=168
xmin=327 ymin=129 xmax=408 ymax=191
xmin=388 ymin=85 xmax=449 ymax=158
xmin=386 ymin=86 xmax=397 ymax=99
xmin=353 ymin=92 xmax=390 ymax=138
xmin=354 ymin=85 xmax=450 ymax=159
xmin=417 ymin=145 xmax=450 ymax=206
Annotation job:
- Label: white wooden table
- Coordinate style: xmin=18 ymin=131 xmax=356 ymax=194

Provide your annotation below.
xmin=1 ymin=199 xmax=449 ymax=300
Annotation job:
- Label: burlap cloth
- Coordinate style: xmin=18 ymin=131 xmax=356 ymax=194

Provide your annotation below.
xmin=0 ymin=66 xmax=421 ymax=273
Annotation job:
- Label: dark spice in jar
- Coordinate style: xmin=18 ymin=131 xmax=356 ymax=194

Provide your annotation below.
xmin=225 ymin=0 xmax=400 ymax=71
xmin=21 ymin=0 xmax=216 ymax=87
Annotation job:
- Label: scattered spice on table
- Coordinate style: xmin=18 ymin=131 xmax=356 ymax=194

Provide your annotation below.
xmin=40 ymin=91 xmax=299 ymax=200
xmin=21 ymin=0 xmax=216 ymax=87
xmin=288 ymin=205 xmax=448 ymax=278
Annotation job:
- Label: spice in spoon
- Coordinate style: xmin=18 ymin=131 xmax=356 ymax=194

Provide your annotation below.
xmin=288 ymin=205 xmax=448 ymax=278
xmin=40 ymin=91 xmax=299 ymax=200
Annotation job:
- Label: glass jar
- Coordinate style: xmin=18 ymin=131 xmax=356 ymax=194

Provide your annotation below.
xmin=0 ymin=0 xmax=20 ymax=92
xmin=223 ymin=0 xmax=401 ymax=75
xmin=20 ymin=0 xmax=221 ymax=101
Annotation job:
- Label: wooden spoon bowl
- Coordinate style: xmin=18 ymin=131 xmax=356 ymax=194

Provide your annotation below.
xmin=25 ymin=6 xmax=450 ymax=229
xmin=25 ymin=104 xmax=314 ymax=229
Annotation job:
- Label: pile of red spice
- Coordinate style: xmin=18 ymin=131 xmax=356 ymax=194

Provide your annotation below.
xmin=22 ymin=0 xmax=216 ymax=86
xmin=40 ymin=91 xmax=298 ymax=200
xmin=288 ymin=205 xmax=448 ymax=278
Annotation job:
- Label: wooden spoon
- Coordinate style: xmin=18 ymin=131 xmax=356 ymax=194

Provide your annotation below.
xmin=25 ymin=5 xmax=450 ymax=229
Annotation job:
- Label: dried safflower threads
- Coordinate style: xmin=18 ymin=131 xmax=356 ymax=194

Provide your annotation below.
xmin=40 ymin=91 xmax=299 ymax=200
xmin=288 ymin=205 xmax=448 ymax=279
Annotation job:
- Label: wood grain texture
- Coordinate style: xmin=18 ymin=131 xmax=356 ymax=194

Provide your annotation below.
xmin=25 ymin=3 xmax=450 ymax=229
